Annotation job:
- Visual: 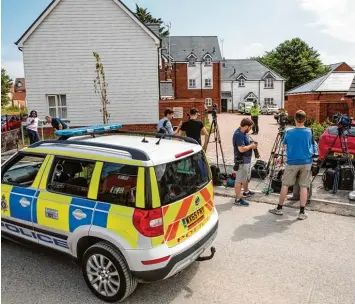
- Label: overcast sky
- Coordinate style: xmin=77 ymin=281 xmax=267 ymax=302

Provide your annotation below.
xmin=2 ymin=0 xmax=355 ymax=80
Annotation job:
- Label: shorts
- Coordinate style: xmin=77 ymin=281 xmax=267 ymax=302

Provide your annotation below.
xmin=235 ymin=163 xmax=251 ymax=184
xmin=282 ymin=164 xmax=312 ymax=188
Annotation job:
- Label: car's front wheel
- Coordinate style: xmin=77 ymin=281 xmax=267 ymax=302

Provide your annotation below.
xmin=82 ymin=242 xmax=138 ymax=303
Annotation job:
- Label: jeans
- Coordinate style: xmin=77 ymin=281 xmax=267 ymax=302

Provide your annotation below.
xmin=251 ymin=116 xmax=259 ymax=133
xmin=27 ymin=129 xmax=40 ymax=145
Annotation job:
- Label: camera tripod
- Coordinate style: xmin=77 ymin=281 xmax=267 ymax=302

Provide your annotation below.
xmin=204 ymin=115 xmax=227 ymax=177
xmin=311 ymin=127 xmax=355 ymax=195
xmin=264 ymin=126 xmax=286 ymax=195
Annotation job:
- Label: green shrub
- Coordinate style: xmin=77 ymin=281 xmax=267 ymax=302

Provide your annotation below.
xmin=309 ymin=120 xmax=332 ymax=142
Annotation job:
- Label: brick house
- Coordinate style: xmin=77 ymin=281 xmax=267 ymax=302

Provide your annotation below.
xmin=286 ymin=63 xmax=355 ymax=122
xmin=12 ymin=78 xmax=27 ymax=108
xmin=346 ymin=75 xmax=355 ymax=118
xmin=160 ymin=36 xmax=222 ymax=112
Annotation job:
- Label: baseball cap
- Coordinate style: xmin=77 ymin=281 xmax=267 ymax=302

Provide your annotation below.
xmin=190 ymin=108 xmax=200 ymax=116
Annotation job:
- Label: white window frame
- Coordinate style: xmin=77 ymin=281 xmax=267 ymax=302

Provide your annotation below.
xmin=239 ymin=78 xmax=245 ymax=87
xmin=205 ymin=98 xmax=213 ymax=107
xmin=188 ymin=79 xmax=196 ymax=88
xmin=188 ymin=57 xmax=196 ymax=66
xmin=205 ymin=57 xmax=212 ymax=66
xmin=264 ymin=98 xmax=274 ymax=105
xmin=264 ymin=78 xmax=274 ymax=88
xmin=47 ymin=94 xmax=67 ymax=118
xmin=205 ymin=78 xmax=212 ymax=88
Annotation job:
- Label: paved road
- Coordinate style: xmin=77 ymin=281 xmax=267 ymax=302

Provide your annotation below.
xmin=2 ymin=197 xmax=355 ymax=304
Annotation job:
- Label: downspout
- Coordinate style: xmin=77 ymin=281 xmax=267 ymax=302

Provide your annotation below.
xmin=158 ymin=42 xmax=161 ymax=100
xmin=231 ymin=80 xmax=234 ymax=112
xmin=258 ymin=79 xmax=261 ymax=105
xmin=200 ymin=61 xmax=203 ymax=99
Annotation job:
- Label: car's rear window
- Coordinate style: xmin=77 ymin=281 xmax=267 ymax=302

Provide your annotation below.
xmin=155 ymin=151 xmax=210 ymax=206
xmin=328 ymin=126 xmax=355 ymax=137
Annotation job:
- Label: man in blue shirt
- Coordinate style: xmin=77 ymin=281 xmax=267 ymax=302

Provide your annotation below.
xmin=233 ymin=118 xmax=258 ymax=206
xmin=45 ymin=115 xmax=68 ymax=131
xmin=269 ymin=110 xmax=318 ymax=220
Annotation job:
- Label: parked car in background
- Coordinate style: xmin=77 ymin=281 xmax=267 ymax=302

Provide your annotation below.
xmin=261 ymin=104 xmax=279 ymax=115
xmin=1 ymin=115 xmax=22 ymax=132
xmin=318 ymin=122 xmax=355 ymax=164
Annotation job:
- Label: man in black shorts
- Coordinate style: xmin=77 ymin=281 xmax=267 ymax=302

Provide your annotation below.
xmin=179 ymin=108 xmax=209 ymax=148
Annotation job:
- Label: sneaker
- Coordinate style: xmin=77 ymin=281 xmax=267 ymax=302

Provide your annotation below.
xmin=234 ymin=198 xmax=250 ymax=206
xmin=269 ymin=208 xmax=283 ymax=215
xmin=243 ymin=191 xmax=255 ymax=198
xmin=298 ymin=212 xmax=308 ymax=220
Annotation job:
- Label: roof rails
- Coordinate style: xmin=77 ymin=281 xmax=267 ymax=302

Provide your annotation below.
xmin=114 ymin=130 xmax=199 ymax=145
xmin=29 ymin=140 xmax=150 ymax=161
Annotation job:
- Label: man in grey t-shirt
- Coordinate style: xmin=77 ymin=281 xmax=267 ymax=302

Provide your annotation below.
xmin=157 ymin=108 xmax=181 ymax=136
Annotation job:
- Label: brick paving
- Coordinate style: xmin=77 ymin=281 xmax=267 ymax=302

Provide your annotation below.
xmin=205 ymin=113 xmax=279 ymax=165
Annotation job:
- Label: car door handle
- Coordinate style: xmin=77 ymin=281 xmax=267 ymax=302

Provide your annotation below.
xmin=72 ymin=209 xmax=87 ymax=220
xmin=19 ymin=198 xmax=31 ymax=207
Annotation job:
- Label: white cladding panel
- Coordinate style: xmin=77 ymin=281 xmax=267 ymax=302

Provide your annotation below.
xmin=22 ymin=0 xmax=159 ymax=126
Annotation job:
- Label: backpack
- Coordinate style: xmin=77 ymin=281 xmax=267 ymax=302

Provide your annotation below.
xmin=158 ymin=119 xmax=169 ymax=134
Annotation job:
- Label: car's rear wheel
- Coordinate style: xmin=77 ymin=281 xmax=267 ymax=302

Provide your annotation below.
xmin=82 ymin=242 xmax=138 ymax=303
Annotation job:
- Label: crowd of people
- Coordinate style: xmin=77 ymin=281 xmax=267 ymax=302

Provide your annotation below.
xmin=158 ymin=106 xmax=318 ymax=221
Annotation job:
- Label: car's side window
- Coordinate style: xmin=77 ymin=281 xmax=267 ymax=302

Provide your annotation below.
xmin=98 ymin=162 xmax=138 ymax=207
xmin=1 ymin=154 xmax=46 ymax=188
xmin=47 ymin=157 xmax=95 ymax=198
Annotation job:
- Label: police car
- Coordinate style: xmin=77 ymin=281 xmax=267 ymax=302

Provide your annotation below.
xmin=1 ymin=124 xmax=218 ymax=302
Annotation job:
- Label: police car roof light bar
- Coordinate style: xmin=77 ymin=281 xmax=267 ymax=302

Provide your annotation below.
xmin=29 ymin=140 xmax=150 ymax=161
xmin=54 ymin=124 xmax=122 ymax=138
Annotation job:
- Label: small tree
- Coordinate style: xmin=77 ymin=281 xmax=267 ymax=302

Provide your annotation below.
xmin=93 ymin=52 xmax=110 ymax=124
xmin=1 ymin=68 xmax=13 ymax=108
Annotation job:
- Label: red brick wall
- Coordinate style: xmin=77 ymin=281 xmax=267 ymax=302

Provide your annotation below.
xmin=334 ymin=63 xmax=354 ymax=72
xmin=287 ymin=93 xmax=352 ymax=122
xmin=159 ymin=99 xmax=205 ymax=126
xmin=172 ymin=63 xmax=221 ymax=112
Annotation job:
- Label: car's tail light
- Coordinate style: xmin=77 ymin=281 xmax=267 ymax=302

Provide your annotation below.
xmin=133 ymin=208 xmax=164 ymax=237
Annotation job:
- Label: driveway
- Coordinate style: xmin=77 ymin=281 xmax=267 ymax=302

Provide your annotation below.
xmin=205 ymin=113 xmax=279 ymax=165
xmin=2 ymin=197 xmax=355 ymax=304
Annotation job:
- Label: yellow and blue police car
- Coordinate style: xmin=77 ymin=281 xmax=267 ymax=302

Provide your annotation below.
xmin=1 ymin=124 xmax=218 ymax=302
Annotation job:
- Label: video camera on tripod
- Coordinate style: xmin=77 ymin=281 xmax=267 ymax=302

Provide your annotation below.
xmin=332 ymin=113 xmax=352 ymax=129
xmin=211 ymin=103 xmax=218 ymax=120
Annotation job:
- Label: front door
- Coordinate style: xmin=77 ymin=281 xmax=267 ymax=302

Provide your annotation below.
xmin=221 ymin=99 xmax=228 ymax=112
xmin=1 ymin=153 xmax=49 ymax=242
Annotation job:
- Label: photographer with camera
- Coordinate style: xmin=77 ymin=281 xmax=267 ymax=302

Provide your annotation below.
xmin=233 ymin=118 xmax=258 ymax=206
xmin=179 ymin=108 xmax=209 ymax=148
xmin=269 ymin=110 xmax=318 ymax=220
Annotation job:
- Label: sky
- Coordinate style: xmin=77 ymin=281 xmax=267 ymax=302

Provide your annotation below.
xmin=1 ymin=0 xmax=355 ymax=80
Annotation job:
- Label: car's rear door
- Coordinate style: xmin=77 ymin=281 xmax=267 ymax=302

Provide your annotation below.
xmin=154 ymin=151 xmax=214 ymax=248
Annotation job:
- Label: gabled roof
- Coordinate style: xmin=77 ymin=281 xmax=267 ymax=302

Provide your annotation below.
xmin=187 ymin=53 xmax=197 ymax=59
xmin=287 ymin=71 xmax=355 ymax=94
xmin=244 ymin=92 xmax=258 ymax=100
xmin=236 ymin=73 xmax=247 ymax=80
xmin=221 ymin=59 xmax=284 ymax=81
xmin=329 ymin=62 xmax=344 ymax=71
xmin=262 ymin=71 xmax=276 ymax=79
xmin=15 ymin=0 xmax=160 ymax=48
xmin=202 ymin=53 xmax=213 ymax=59
xmin=347 ymin=75 xmax=355 ymax=97
xmin=328 ymin=62 xmax=354 ymax=72
xmin=161 ymin=36 xmax=222 ymax=62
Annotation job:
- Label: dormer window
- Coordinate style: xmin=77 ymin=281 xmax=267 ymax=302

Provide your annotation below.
xmin=205 ymin=57 xmax=212 ymax=66
xmin=265 ymin=78 xmax=274 ymax=88
xmin=188 ymin=57 xmax=196 ymax=66
xmin=239 ymin=79 xmax=245 ymax=87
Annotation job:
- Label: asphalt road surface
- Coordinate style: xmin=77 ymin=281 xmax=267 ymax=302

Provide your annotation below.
xmin=2 ymin=197 xmax=355 ymax=304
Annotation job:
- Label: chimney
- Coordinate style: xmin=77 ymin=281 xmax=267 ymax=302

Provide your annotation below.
xmin=145 ymin=23 xmax=160 ymax=37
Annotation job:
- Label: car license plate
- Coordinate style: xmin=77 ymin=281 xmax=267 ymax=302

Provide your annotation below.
xmin=333 ymin=152 xmax=354 ymax=159
xmin=185 ymin=207 xmax=204 ymax=226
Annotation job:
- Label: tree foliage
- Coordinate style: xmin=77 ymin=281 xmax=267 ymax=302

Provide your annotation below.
xmin=256 ymin=38 xmax=330 ymax=91
xmin=135 ymin=4 xmax=169 ymax=38
xmin=1 ymin=68 xmax=12 ymax=108
xmin=93 ymin=52 xmax=110 ymax=124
